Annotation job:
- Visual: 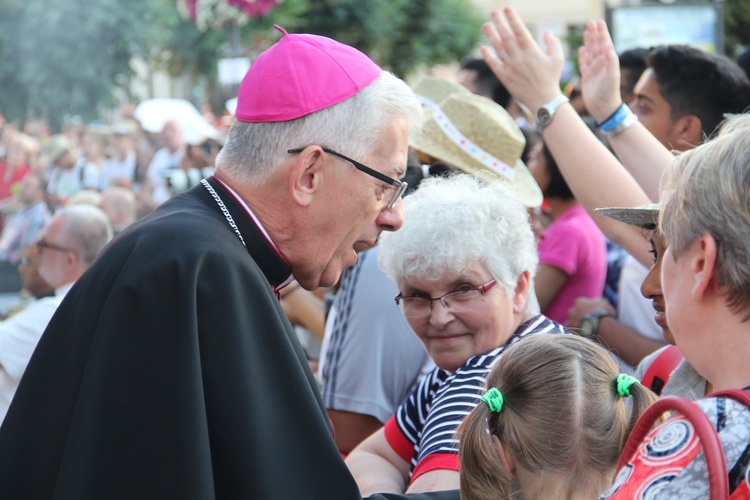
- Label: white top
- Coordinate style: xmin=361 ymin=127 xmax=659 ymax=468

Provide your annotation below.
xmin=100 ymin=153 xmax=137 ymax=190
xmin=0 ymin=283 xmax=73 ymax=423
xmin=147 ymin=147 xmax=184 ymax=206
xmin=47 ymin=161 xmax=100 ymax=202
xmin=614 ymin=255 xmax=663 ymax=374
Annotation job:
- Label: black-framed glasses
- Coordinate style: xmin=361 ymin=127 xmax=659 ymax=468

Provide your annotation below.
xmin=394 ymin=279 xmax=497 ymax=318
xmin=288 ymin=147 xmax=407 ymax=209
xmin=36 ymin=238 xmax=76 ymax=256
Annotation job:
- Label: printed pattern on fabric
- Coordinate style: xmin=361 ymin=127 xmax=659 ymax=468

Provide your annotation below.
xmin=393 ymin=315 xmax=566 ymax=478
xmin=602 ymin=396 xmax=750 ymax=499
xmin=321 ymin=259 xmax=365 ymax=408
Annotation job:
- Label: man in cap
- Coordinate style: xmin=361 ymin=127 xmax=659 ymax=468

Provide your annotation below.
xmin=44 ymin=134 xmax=100 ymax=209
xmin=99 ymin=122 xmax=138 ymax=190
xmin=0 ymin=28 xmax=449 ymax=499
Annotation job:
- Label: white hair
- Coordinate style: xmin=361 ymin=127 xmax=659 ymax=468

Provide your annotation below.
xmin=378 ymin=174 xmax=540 ymax=314
xmin=55 ymin=205 xmax=113 ymax=263
xmin=215 ymin=71 xmax=422 ymax=184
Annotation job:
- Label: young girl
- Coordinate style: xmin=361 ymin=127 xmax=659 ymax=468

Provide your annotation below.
xmin=458 ymin=334 xmax=656 ymax=499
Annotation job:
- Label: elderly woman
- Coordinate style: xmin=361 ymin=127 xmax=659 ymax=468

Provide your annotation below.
xmin=602 ymin=113 xmax=750 ymax=498
xmin=345 ymin=174 xmax=565 ymax=495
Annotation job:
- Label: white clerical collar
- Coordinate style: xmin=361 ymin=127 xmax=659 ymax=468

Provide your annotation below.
xmin=212 ymin=177 xmax=275 ymax=247
xmin=211 ymin=177 xmax=294 ymax=288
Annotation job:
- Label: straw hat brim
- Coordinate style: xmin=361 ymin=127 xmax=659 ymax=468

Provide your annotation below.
xmin=595 ymin=203 xmax=661 ymax=230
xmin=410 ymin=121 xmax=542 ymax=208
xmin=412 ymin=75 xmax=471 ymax=107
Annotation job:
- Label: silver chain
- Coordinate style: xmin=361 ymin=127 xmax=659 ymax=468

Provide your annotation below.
xmin=201 ymin=179 xmax=246 ymax=247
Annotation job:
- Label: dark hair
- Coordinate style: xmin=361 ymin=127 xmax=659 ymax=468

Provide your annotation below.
xmin=737 ymin=47 xmax=750 ymax=81
xmin=460 ymin=58 xmax=512 ymax=108
xmin=647 ymin=45 xmax=750 ymax=138
xmin=619 ymin=48 xmax=648 ymax=94
xmin=540 ymin=144 xmax=573 ymax=200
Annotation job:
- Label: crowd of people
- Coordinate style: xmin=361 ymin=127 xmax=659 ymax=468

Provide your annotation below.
xmin=0 ymin=8 xmax=749 ymax=499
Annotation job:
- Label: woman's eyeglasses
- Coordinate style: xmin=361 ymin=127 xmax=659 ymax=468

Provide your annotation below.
xmin=395 ymin=280 xmax=497 ymax=318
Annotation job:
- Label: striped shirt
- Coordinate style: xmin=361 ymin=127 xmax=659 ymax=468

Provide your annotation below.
xmin=384 ymin=314 xmax=566 ymax=481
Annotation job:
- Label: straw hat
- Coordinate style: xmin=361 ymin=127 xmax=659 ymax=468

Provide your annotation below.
xmin=409 ymin=88 xmax=542 ymax=208
xmin=595 ymin=203 xmax=661 ymax=230
xmin=412 ymin=75 xmax=470 ymax=108
xmin=40 ymin=134 xmax=75 ymax=164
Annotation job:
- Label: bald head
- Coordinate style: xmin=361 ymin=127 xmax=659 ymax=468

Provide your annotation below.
xmin=100 ymin=187 xmax=137 ymax=235
xmin=37 ymin=205 xmax=113 ymax=288
xmin=162 ymin=120 xmax=185 ymax=153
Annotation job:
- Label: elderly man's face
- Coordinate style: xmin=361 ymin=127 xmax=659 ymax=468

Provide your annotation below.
xmin=18 ymin=246 xmax=54 ymax=299
xmin=37 ymin=216 xmax=78 ymax=289
xmin=299 ymin=117 xmax=408 ymax=289
xmin=399 ymin=261 xmax=524 ymax=373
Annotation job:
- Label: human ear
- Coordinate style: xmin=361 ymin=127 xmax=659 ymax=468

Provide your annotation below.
xmin=675 ymin=115 xmax=704 ymax=148
xmin=690 ymin=233 xmax=718 ymax=302
xmin=289 ymin=147 xmax=324 ymax=207
xmin=512 ymin=270 xmax=531 ymax=314
xmin=491 ymin=434 xmax=516 ymax=475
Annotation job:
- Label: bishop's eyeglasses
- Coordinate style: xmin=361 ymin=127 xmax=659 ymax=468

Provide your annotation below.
xmin=288 ymin=147 xmax=407 ymax=209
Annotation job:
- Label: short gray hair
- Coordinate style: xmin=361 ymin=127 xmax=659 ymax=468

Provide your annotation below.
xmin=215 ymin=71 xmax=422 ymax=185
xmin=378 ymin=174 xmax=539 ymax=314
xmin=662 ymin=113 xmax=750 ymax=318
xmin=56 ymin=205 xmax=113 ymax=264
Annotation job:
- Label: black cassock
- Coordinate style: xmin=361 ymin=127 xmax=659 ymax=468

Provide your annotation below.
xmin=0 ymin=177 xmax=457 ymax=500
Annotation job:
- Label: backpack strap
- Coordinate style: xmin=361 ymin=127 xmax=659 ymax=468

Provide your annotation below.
xmin=618 ymin=395 xmax=729 ymax=500
xmin=641 ymin=344 xmax=683 ymax=395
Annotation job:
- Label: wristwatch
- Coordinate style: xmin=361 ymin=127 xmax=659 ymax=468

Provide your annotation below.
xmin=579 ymin=310 xmax=611 ymax=340
xmin=536 ymin=95 xmax=569 ymax=130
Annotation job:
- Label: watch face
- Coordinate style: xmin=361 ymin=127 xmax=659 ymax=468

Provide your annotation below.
xmin=537 ymin=108 xmax=551 ymax=126
xmin=580 ymin=319 xmax=594 ymax=338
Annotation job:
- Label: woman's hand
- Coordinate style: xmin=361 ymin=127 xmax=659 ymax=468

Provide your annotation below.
xmin=481 ymin=7 xmax=564 ymax=113
xmin=578 ymin=19 xmax=623 ymax=122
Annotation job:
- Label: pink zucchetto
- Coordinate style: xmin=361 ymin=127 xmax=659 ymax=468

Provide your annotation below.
xmin=235 ymin=25 xmax=382 ymax=123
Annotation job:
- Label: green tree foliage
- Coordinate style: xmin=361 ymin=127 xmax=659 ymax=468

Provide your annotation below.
xmin=0 ymin=0 xmax=481 ymax=129
xmin=284 ymin=0 xmax=483 ymax=78
xmin=0 ymin=0 xmax=166 ymax=130
xmin=725 ymin=0 xmax=750 ymax=55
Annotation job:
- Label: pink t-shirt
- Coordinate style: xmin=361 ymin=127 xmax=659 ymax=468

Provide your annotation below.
xmin=537 ymin=204 xmax=607 ymax=324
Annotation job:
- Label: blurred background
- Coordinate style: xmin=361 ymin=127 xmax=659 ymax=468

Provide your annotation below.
xmin=0 ymin=0 xmax=746 ymax=132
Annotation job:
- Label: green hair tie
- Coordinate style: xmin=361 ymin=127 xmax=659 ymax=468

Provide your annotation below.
xmin=616 ymin=373 xmax=639 ymax=398
xmin=481 ymin=387 xmax=504 ymax=413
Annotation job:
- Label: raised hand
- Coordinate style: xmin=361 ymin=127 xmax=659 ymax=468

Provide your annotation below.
xmin=481 ymin=7 xmax=564 ymax=113
xmin=578 ymin=20 xmax=622 ymax=122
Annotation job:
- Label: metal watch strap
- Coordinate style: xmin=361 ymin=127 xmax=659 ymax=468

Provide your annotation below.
xmin=536 ymin=94 xmax=569 ymax=130
xmin=581 ymin=310 xmax=611 ymax=339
